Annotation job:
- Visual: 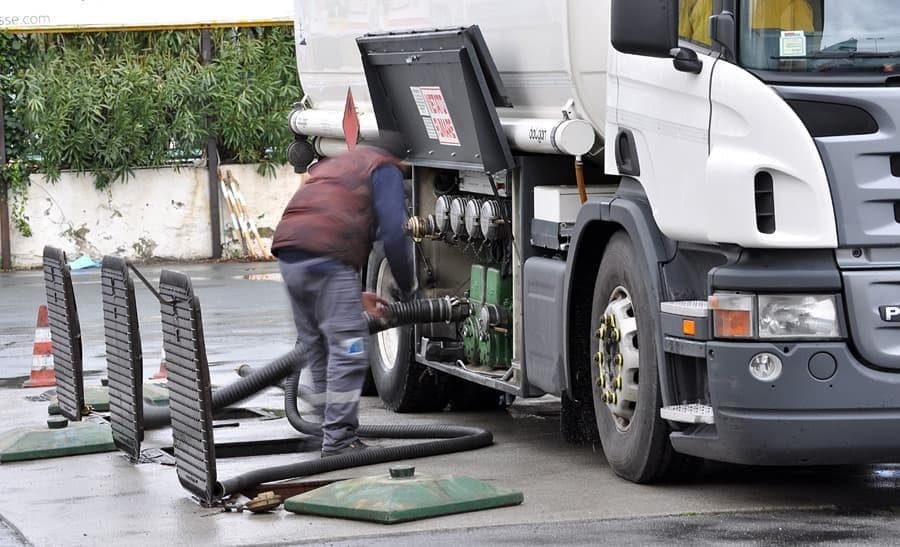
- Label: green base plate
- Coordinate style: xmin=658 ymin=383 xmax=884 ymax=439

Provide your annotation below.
xmin=284 ymin=467 xmax=523 ymax=524
xmin=142 ymin=383 xmax=170 ymax=406
xmin=48 ymin=386 xmax=110 ymax=414
xmin=48 ymin=384 xmax=171 ymax=415
xmin=0 ymin=422 xmax=116 ymax=463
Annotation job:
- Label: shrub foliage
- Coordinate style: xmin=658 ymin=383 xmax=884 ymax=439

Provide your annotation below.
xmin=12 ymin=26 xmax=300 ymax=189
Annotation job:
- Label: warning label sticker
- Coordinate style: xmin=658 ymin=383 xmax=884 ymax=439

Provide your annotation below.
xmin=410 ymin=86 xmax=460 ymax=147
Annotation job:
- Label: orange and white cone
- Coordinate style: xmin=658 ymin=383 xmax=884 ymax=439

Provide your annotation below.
xmin=23 ymin=304 xmax=56 ymax=388
xmin=151 ymin=345 xmax=167 ymax=380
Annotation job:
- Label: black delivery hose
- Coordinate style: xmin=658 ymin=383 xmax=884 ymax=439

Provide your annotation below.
xmin=216 ymin=424 xmax=491 ymax=496
xmin=210 ymin=348 xmax=304 ymax=409
xmin=215 ymin=297 xmax=495 ymax=496
xmin=141 ymin=347 xmax=304 ymax=430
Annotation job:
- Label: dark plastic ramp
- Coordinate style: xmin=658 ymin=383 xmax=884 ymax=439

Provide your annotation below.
xmin=42 ymin=246 xmax=84 ymax=422
xmin=159 ymin=270 xmax=218 ymax=506
xmin=101 ymin=256 xmax=144 ymax=462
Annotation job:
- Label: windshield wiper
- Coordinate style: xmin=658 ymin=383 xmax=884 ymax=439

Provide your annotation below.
xmin=772 ymin=50 xmax=900 ymax=60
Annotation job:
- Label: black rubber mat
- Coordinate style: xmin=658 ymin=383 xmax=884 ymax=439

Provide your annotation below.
xmin=159 ymin=269 xmax=218 ymax=506
xmin=101 ymin=256 xmax=144 ymax=462
xmin=42 ymin=246 xmax=84 ymax=422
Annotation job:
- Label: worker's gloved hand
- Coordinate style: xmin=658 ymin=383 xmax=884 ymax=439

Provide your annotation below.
xmin=362 ymin=292 xmax=389 ymax=319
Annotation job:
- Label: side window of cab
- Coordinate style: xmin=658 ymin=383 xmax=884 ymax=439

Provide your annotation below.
xmin=678 ymin=0 xmax=714 ymax=48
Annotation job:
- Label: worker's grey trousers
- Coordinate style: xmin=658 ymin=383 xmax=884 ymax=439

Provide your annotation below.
xmin=279 ymin=258 xmax=368 ymax=452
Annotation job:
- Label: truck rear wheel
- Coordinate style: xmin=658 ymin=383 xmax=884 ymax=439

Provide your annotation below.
xmin=589 ymin=232 xmax=686 ymax=483
xmin=366 ymin=245 xmax=450 ymax=412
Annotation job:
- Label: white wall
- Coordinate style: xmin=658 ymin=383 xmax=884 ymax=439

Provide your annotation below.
xmin=10 ymin=164 xmax=302 ymax=268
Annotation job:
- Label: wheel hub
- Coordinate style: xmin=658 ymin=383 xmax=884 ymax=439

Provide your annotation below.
xmin=376 ymin=260 xmax=400 ymax=370
xmin=595 ymin=286 xmax=640 ymax=431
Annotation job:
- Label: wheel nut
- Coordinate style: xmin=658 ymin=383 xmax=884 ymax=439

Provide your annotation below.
xmin=613 ymin=328 xmax=621 ymax=343
xmin=614 ymin=354 xmax=623 ymax=367
xmin=615 ymin=376 xmax=622 ymax=390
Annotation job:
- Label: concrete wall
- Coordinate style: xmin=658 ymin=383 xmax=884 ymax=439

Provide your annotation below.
xmin=10 ymin=164 xmax=302 ymax=268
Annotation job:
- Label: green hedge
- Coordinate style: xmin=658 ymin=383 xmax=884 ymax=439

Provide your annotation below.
xmin=13 ymin=27 xmax=300 ymax=189
xmin=1 ymin=32 xmax=38 ymax=236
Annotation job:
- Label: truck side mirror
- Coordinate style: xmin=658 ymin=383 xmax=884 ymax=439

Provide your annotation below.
xmin=611 ymin=0 xmax=678 ymax=58
xmin=710 ymin=11 xmax=737 ymax=61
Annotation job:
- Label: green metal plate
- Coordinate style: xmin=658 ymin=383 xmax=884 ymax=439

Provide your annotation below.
xmin=141 ymin=383 xmax=170 ymax=406
xmin=0 ymin=422 xmax=116 ymax=463
xmin=284 ymin=469 xmax=523 ymax=524
xmin=48 ymin=386 xmax=110 ymax=415
xmin=48 ymin=384 xmax=170 ymax=415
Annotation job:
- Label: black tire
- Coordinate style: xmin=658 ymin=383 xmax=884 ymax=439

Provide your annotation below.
xmin=447 ymin=379 xmax=509 ymax=411
xmin=589 ymin=232 xmax=692 ymax=483
xmin=366 ymin=244 xmax=450 ymax=412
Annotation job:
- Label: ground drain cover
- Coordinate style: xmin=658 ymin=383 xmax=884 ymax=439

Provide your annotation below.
xmin=284 ymin=465 xmax=523 ymax=523
xmin=0 ymin=419 xmax=115 ymax=463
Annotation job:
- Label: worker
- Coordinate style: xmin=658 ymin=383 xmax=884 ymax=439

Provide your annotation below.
xmin=679 ymin=0 xmax=713 ymax=46
xmin=748 ymin=0 xmax=815 ymax=33
xmin=271 ymin=132 xmax=416 ymax=457
xmin=679 ymin=0 xmax=814 ymax=48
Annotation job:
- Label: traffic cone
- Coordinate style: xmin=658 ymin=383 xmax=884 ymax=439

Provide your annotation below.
xmin=151 ymin=345 xmax=167 ymax=380
xmin=23 ymin=305 xmax=56 ymax=388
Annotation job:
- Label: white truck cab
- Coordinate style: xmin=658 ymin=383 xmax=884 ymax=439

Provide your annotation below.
xmin=288 ymin=0 xmax=900 ymax=482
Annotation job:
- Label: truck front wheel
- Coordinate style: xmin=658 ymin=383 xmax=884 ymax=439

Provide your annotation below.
xmin=365 ymin=245 xmax=450 ymax=412
xmin=589 ymin=232 xmax=685 ymax=483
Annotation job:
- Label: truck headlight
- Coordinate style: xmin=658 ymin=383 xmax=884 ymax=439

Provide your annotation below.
xmin=710 ymin=293 xmax=843 ymax=340
xmin=709 ymin=293 xmax=755 ymax=338
xmin=757 ymin=294 xmax=841 ymax=339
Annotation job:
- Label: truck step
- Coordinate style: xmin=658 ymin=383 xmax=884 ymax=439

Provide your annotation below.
xmin=660 ymin=404 xmax=714 ymax=425
xmin=660 ymin=300 xmax=709 ymax=317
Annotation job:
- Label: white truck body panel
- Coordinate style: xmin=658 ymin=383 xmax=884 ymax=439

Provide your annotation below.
xmin=293 ymin=0 xmax=609 ymax=135
xmin=606 ymin=50 xmax=838 ymax=248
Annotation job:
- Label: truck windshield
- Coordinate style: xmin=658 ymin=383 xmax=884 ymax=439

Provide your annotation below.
xmin=739 ymin=0 xmax=900 ymax=74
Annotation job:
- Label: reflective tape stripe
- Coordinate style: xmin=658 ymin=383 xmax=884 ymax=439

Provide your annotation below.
xmin=32 ymin=354 xmax=54 ymax=369
xmin=34 ymin=327 xmax=51 ymax=342
xmin=326 ymin=389 xmax=362 ymax=405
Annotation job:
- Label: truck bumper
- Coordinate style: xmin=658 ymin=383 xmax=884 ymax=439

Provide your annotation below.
xmin=670 ymin=342 xmax=900 ymax=466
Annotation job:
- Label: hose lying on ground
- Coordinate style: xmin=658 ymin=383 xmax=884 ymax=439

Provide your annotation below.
xmin=213 ymin=297 xmax=494 ymax=496
xmin=216 ymin=423 xmax=492 ymax=496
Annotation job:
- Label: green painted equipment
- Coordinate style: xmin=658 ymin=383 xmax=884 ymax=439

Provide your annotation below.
xmin=462 ymin=265 xmax=512 ymax=369
xmin=0 ymin=418 xmax=116 ymax=463
xmin=283 ymin=465 xmax=523 ymax=523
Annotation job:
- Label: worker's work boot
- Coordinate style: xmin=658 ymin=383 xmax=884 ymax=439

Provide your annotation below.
xmin=321 ymin=440 xmax=369 ymax=458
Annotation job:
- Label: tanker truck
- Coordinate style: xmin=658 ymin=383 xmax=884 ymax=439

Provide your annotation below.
xmin=285 ymin=0 xmax=900 ymax=483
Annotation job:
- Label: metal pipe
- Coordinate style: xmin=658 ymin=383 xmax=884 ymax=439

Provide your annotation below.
xmin=295 ymin=109 xmax=598 ymax=157
xmin=290 ymin=108 xmax=380 ymax=140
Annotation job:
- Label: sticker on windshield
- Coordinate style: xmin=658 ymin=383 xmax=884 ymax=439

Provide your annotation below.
xmin=779 ymin=31 xmax=807 ymax=57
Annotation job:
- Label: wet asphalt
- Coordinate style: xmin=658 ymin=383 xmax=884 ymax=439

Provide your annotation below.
xmin=1 ymin=262 xmax=900 ymax=546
